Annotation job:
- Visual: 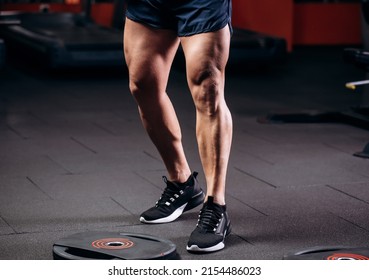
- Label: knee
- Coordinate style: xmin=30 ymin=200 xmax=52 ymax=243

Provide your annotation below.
xmin=190 ymin=67 xmax=223 ymax=117
xmin=128 ymin=72 xmax=158 ymax=105
xmin=129 ymin=77 xmax=146 ymax=99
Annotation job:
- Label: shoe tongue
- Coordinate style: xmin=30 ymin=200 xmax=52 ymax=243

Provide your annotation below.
xmin=166 ymin=180 xmax=180 ymax=190
xmin=205 ymin=196 xmax=224 ymax=212
xmin=167 ymin=175 xmax=194 ymax=190
xmin=207 ymin=196 xmax=215 ymax=205
xmin=197 ymin=197 xmax=224 ymax=232
xmin=163 ymin=176 xmax=180 ymax=189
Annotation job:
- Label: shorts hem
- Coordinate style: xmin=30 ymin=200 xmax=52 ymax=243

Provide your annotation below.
xmin=126 ymin=14 xmax=173 ymax=31
xmin=178 ymin=20 xmax=232 ymax=37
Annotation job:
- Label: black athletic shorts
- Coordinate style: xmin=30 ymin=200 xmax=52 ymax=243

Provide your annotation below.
xmin=125 ymin=0 xmax=232 ymax=37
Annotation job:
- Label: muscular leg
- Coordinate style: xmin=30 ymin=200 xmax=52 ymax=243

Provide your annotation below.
xmin=124 ymin=19 xmax=191 ymax=183
xmin=180 ymin=26 xmax=233 ymax=205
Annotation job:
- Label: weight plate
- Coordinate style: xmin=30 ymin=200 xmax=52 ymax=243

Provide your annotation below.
xmin=53 ymin=231 xmax=178 ymax=260
xmin=283 ymin=246 xmax=369 ymax=260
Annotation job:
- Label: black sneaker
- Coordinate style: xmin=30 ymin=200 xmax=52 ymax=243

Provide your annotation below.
xmin=140 ymin=172 xmax=205 ymax=224
xmin=186 ymin=196 xmax=231 ymax=253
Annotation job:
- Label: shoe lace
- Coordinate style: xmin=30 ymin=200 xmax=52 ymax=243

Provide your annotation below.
xmin=197 ymin=206 xmax=223 ymax=232
xmin=156 ymin=176 xmax=183 ymax=207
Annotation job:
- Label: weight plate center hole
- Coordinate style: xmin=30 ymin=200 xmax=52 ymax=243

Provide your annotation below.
xmin=106 ymin=242 xmax=124 ymax=247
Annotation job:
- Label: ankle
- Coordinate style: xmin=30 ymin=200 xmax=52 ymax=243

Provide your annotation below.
xmin=170 ymin=170 xmax=192 ymax=184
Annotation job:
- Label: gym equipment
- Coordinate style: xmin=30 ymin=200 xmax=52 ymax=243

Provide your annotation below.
xmin=0 ymin=38 xmax=4 ymax=69
xmin=0 ymin=10 xmax=124 ymax=69
xmin=258 ymin=1 xmax=369 ymax=129
xmin=53 ymin=231 xmax=179 ymax=260
xmin=283 ymin=246 xmax=369 ymax=260
xmin=258 ymin=47 xmax=369 ymax=129
xmin=0 ymin=0 xmax=126 ymax=69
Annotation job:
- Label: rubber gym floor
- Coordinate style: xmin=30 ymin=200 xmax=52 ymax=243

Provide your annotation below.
xmin=1 ymin=46 xmax=369 ymax=260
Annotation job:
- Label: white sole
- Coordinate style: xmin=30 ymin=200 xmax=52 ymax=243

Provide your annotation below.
xmin=140 ymin=203 xmax=187 ymax=224
xmin=186 ymin=242 xmax=225 ymax=253
xmin=186 ymin=227 xmax=230 ymax=253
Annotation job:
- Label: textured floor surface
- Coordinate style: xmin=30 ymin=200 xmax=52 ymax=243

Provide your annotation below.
xmin=1 ymin=45 xmax=369 ymax=260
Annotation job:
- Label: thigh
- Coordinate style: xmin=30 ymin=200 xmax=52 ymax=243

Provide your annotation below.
xmin=180 ymin=25 xmax=231 ymax=88
xmin=123 ymin=18 xmax=180 ymax=94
